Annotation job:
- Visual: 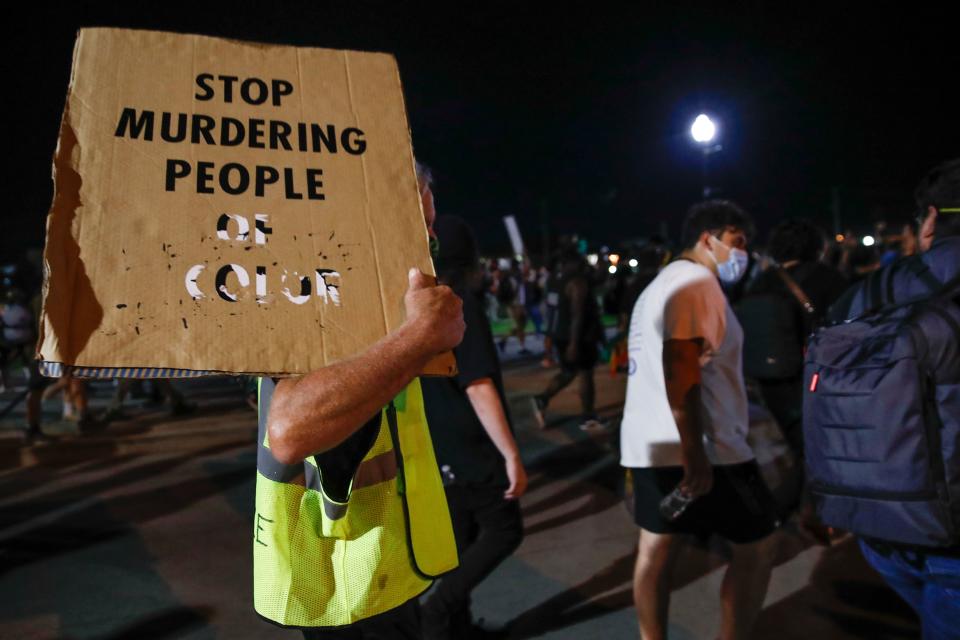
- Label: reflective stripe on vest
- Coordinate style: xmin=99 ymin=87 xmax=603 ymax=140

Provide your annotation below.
xmin=253 ymin=377 xmax=458 ymax=628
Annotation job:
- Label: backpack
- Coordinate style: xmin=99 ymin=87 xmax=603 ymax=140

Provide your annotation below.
xmin=802 ymin=275 xmax=960 ymax=547
xmin=736 ymin=266 xmax=815 ymax=380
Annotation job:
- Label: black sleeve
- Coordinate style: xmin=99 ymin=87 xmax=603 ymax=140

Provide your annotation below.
xmin=453 ymin=289 xmax=500 ymax=389
xmin=313 ymin=413 xmax=381 ymax=502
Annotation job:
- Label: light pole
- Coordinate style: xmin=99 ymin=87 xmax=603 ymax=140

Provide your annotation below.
xmin=690 ymin=114 xmax=722 ymax=198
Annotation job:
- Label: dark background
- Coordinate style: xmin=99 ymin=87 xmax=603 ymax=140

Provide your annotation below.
xmin=6 ymin=2 xmax=958 ymax=260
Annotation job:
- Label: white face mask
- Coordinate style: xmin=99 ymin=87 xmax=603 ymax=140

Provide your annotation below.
xmin=708 ymin=237 xmax=749 ymax=284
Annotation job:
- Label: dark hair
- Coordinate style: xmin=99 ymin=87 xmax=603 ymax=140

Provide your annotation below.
xmin=915 ymin=158 xmax=960 ymax=239
xmin=680 ymin=199 xmax=754 ymax=250
xmin=557 ymin=245 xmax=586 ymax=272
xmin=767 ymin=218 xmax=826 ymax=264
xmin=415 ymin=160 xmax=433 ymax=191
xmin=434 ymin=215 xmax=480 ymax=291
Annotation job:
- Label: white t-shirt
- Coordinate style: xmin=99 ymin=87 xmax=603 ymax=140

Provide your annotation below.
xmin=620 ymin=260 xmax=754 ymax=468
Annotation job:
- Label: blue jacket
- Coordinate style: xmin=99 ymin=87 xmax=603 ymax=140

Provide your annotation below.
xmin=827 ymin=237 xmax=960 ymax=322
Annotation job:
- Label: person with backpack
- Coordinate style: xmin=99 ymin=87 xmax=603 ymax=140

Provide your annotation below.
xmin=806 ymin=158 xmax=960 ymax=639
xmin=737 ymin=220 xmax=848 ymax=472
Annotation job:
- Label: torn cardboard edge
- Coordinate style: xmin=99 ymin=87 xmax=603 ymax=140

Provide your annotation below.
xmin=38 ymin=28 xmax=458 ymax=380
xmin=40 ymin=350 xmax=456 ymax=379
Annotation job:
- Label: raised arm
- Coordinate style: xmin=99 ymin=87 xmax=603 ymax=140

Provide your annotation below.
xmin=267 ymin=268 xmax=465 ymax=464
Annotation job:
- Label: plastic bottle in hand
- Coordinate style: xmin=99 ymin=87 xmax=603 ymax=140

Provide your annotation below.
xmin=659 ymin=485 xmax=696 ymax=521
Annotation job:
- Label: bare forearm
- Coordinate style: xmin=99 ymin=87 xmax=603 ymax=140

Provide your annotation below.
xmin=268 ymin=323 xmax=431 ymax=463
xmin=670 ymin=383 xmax=704 ymax=454
xmin=465 ymin=378 xmax=521 ymax=462
xmin=663 ymin=339 xmax=705 ymax=453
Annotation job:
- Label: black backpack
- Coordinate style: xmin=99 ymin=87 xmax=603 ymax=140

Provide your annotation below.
xmin=802 ymin=275 xmax=960 ymax=546
xmin=736 ymin=266 xmax=815 ymax=380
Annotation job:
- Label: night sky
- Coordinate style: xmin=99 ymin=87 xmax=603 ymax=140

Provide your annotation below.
xmin=6 ymin=2 xmax=958 ymax=261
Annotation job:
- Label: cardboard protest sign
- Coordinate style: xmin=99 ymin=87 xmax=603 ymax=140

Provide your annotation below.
xmin=39 ymin=28 xmax=455 ymax=378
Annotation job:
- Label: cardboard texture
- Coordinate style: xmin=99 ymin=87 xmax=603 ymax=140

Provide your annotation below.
xmin=40 ymin=28 xmax=455 ymax=378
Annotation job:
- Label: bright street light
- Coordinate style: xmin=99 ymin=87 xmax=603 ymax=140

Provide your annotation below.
xmin=690 ymin=114 xmax=721 ymax=198
xmin=862 ymin=235 xmax=876 ymax=247
xmin=691 ymin=114 xmax=717 ymax=144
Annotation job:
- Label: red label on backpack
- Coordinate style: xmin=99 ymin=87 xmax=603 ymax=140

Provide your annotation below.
xmin=809 ymin=373 xmax=819 ymax=392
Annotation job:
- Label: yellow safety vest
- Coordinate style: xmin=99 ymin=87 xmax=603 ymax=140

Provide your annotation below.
xmin=253 ymin=377 xmax=458 ymax=628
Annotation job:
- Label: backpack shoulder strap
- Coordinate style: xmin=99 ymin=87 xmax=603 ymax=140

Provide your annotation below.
xmin=851 ymin=272 xmax=960 ymax=322
xmin=901 ymin=255 xmax=944 ymax=293
xmin=775 ymin=267 xmax=816 ymax=315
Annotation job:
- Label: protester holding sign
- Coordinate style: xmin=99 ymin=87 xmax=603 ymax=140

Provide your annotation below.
xmin=256 ymin=197 xmax=464 ymax=636
xmin=42 ymin=29 xmax=464 ymax=638
xmin=257 ymin=266 xmax=463 ymax=637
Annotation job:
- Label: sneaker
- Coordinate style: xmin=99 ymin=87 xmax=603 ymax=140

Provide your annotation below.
xmin=530 ymin=396 xmax=547 ymax=429
xmin=579 ymin=417 xmax=609 ymax=432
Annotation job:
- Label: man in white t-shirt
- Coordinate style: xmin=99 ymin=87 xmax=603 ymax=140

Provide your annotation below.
xmin=621 ymin=200 xmax=779 ymax=640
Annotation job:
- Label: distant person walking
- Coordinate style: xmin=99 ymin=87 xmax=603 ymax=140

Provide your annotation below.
xmin=530 ymin=247 xmax=605 ymax=430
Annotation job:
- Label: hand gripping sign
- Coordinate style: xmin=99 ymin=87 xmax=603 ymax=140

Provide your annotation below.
xmin=39 ymin=28 xmax=455 ymax=379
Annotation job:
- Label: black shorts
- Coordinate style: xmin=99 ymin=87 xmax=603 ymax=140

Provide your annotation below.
xmin=627 ymin=461 xmax=780 ymax=544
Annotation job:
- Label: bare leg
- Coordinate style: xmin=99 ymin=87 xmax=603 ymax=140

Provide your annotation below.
xmin=68 ymin=377 xmax=89 ymax=421
xmin=508 ymin=304 xmax=527 ymax=350
xmin=719 ymin=532 xmax=779 ymax=640
xmin=540 ymin=367 xmax=577 ymax=404
xmin=41 ymin=376 xmax=68 ymax=401
xmin=634 ymin=529 xmax=682 ymax=640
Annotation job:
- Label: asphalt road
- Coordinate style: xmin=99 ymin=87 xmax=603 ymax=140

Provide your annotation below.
xmin=0 ymin=343 xmax=919 ymax=639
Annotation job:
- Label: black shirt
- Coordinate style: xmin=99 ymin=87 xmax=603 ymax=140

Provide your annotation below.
xmin=421 ymin=286 xmax=511 ymax=488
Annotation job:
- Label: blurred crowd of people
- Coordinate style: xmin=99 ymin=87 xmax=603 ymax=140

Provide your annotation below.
xmin=2 ymin=157 xmax=957 ymax=639
xmin=0 ymin=255 xmax=195 ymax=442
xmin=405 ymin=158 xmax=958 ymax=639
